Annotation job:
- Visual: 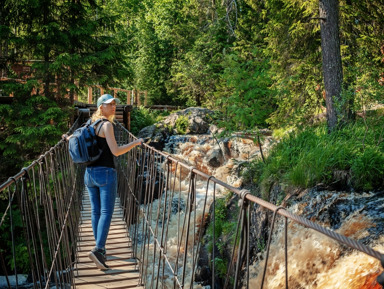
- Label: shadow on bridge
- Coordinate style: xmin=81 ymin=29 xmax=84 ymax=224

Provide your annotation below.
xmin=1 ymin=113 xmax=384 ymax=288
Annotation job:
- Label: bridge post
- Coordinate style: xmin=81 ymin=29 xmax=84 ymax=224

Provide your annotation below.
xmin=78 ymin=108 xmax=90 ymax=123
xmin=87 ymin=87 xmax=92 ymax=104
xmin=133 ymin=90 xmax=137 ymax=106
xmin=123 ymin=105 xmax=132 ymax=130
xmin=126 ymin=90 xmax=131 ymax=105
xmin=137 ymin=90 xmax=141 ymax=106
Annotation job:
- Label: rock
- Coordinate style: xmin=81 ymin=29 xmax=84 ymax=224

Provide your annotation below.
xmin=0 ymin=274 xmax=28 ymax=288
xmin=207 ymin=148 xmax=224 ymax=168
xmin=138 ymin=124 xmax=172 ymax=151
xmin=137 ymin=124 xmax=157 ymax=139
xmin=221 ymin=138 xmax=232 ymax=158
xmin=162 ymin=107 xmax=214 ymax=135
xmin=138 ymin=107 xmax=215 ymax=150
xmin=249 ymin=204 xmax=270 ymax=263
xmin=208 ymin=124 xmax=219 ymax=135
xmin=194 ymin=245 xmax=211 ymax=285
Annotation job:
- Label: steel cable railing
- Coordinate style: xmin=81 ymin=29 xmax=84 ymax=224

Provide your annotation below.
xmin=1 ymin=112 xmax=384 ymax=289
xmin=0 ymin=113 xmax=85 ymax=289
xmin=113 ymin=122 xmax=384 ymax=289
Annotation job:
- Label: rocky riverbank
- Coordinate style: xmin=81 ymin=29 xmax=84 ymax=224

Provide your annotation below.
xmin=137 ymin=107 xmax=384 ymax=288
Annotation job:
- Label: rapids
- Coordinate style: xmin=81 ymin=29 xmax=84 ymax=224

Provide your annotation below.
xmin=247 ymin=190 xmax=384 ymax=288
xmin=134 ymin=134 xmax=384 ymax=288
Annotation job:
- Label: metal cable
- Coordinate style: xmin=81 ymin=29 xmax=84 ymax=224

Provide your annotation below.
xmin=0 ymin=115 xmax=82 ymax=289
xmin=1 ymin=116 xmax=383 ymax=289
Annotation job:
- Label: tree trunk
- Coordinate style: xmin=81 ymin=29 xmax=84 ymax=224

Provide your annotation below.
xmin=0 ymin=5 xmax=9 ymax=80
xmin=319 ymin=0 xmax=346 ymax=133
xmin=43 ymin=2 xmax=51 ymax=99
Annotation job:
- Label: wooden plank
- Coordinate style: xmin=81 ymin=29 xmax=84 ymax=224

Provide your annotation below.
xmin=80 ymin=220 xmax=127 ymax=228
xmin=73 ymin=281 xmax=141 ymax=289
xmin=75 ymin=272 xmax=140 ymax=286
xmin=76 ymin=254 xmax=136 ymax=264
xmin=79 ymin=233 xmax=129 ymax=242
xmin=76 ymin=259 xmax=138 ymax=270
xmin=75 ymin=267 xmax=139 ymax=278
xmin=79 ymin=225 xmax=127 ymax=233
xmin=77 ymin=245 xmax=133 ymax=254
xmin=77 ymin=240 xmax=132 ymax=249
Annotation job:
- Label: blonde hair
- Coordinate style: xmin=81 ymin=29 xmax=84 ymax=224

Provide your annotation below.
xmin=91 ymin=106 xmax=116 ymax=123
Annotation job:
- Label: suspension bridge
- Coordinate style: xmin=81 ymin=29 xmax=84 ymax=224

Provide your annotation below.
xmin=1 ymin=109 xmax=384 ymax=289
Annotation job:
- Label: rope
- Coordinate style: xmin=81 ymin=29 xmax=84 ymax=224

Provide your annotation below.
xmin=113 ymin=122 xmax=384 ymax=288
xmin=1 ymin=116 xmax=383 ymax=289
xmin=0 ymin=115 xmax=83 ymax=289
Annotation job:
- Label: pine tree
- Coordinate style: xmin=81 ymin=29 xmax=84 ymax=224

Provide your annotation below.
xmin=0 ymin=0 xmax=130 ymax=179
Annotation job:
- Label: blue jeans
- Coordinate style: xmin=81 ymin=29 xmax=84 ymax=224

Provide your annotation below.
xmin=84 ymin=166 xmax=117 ymax=250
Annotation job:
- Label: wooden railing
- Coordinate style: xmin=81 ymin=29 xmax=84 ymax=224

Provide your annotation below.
xmin=86 ymin=85 xmax=147 ymax=106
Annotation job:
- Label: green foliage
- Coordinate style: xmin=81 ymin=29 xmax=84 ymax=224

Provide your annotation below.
xmin=206 ymin=196 xmax=238 ymax=251
xmin=168 ymin=21 xmax=228 ymax=107
xmin=131 ymin=16 xmax=173 ymax=105
xmin=204 ymin=195 xmax=238 ymax=281
xmin=86 ymin=0 xmax=384 ymax=132
xmin=213 ymin=257 xmax=228 ymax=280
xmin=262 ymin=0 xmax=324 ymax=128
xmin=175 ymin=115 xmax=189 ymax=135
xmin=351 ymin=147 xmax=384 ymax=191
xmin=216 ymin=48 xmax=275 ymax=133
xmin=0 ymin=206 xmax=30 ymax=273
xmin=245 ymin=115 xmax=384 ymax=198
xmin=2 ymin=0 xmax=130 ymax=104
xmin=0 ymin=84 xmax=69 ymax=180
xmin=339 ymin=0 xmax=384 ymax=108
xmin=130 ymin=106 xmax=169 ymax=135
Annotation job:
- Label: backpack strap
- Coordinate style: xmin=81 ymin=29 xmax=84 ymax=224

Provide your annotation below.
xmin=93 ymin=119 xmax=109 ymax=136
xmin=91 ymin=118 xmax=110 ymax=153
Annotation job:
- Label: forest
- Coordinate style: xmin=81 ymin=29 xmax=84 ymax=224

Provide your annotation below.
xmin=1 ymin=0 xmax=384 ymax=191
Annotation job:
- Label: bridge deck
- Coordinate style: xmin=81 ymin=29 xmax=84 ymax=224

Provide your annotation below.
xmin=74 ymin=192 xmax=143 ymax=288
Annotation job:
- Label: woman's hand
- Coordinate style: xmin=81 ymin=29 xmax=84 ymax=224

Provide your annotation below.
xmin=136 ymin=138 xmax=144 ymax=146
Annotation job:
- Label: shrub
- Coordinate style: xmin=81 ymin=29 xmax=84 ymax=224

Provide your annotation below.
xmin=130 ymin=106 xmax=169 ymax=135
xmin=175 ymin=115 xmax=189 ymax=135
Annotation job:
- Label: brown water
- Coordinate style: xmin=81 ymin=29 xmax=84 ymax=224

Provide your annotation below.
xmin=246 ymin=209 xmax=383 ymax=288
xmin=138 ymin=137 xmax=384 ymax=288
xmin=173 ymin=138 xmax=384 ymax=289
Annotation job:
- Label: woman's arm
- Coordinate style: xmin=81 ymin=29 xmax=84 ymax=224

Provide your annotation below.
xmin=103 ymin=122 xmax=143 ymax=156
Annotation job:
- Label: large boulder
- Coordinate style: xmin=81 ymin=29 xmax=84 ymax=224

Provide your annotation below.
xmin=137 ymin=123 xmax=172 ymax=150
xmin=138 ymin=107 xmax=215 ymax=150
xmin=163 ymin=107 xmax=214 ymax=134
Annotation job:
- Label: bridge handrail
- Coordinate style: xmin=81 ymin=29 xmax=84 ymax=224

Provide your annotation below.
xmin=114 ymin=121 xmax=384 ymax=288
xmin=115 ymin=122 xmax=383 ymax=261
xmin=0 ymin=115 xmax=81 ymax=193
xmin=2 ymin=114 xmax=384 ymax=289
xmin=0 ymin=113 xmax=83 ymax=289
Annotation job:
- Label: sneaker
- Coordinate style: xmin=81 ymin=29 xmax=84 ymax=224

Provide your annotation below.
xmin=88 ymin=248 xmax=109 ymax=270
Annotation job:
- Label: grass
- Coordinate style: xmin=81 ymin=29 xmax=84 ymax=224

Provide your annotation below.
xmin=242 ymin=110 xmax=384 ymax=198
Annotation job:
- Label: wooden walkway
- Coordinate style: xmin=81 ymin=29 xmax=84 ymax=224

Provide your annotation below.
xmin=74 ymin=192 xmax=143 ymax=288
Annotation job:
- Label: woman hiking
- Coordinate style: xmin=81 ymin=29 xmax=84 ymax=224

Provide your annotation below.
xmin=64 ymin=94 xmax=143 ymax=270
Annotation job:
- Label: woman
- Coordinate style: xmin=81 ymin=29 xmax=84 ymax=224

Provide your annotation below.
xmin=66 ymin=94 xmax=143 ymax=270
